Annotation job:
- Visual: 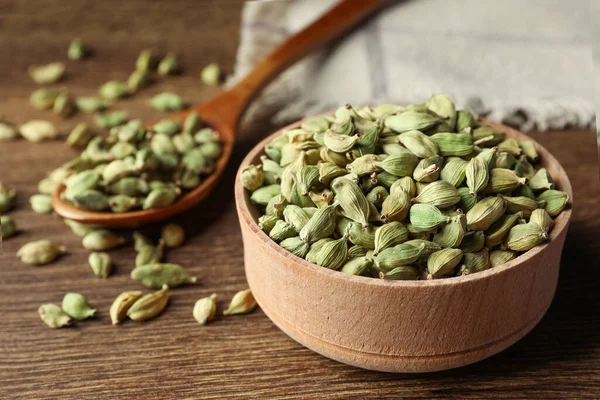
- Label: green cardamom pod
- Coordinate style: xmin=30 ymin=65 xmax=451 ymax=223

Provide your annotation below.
xmin=331 ymin=178 xmax=370 ymax=227
xmin=348 ymin=245 xmax=369 ymax=259
xmin=499 ymin=195 xmax=538 ymax=217
xmin=409 ymin=203 xmax=450 ymax=231
xmin=19 ymin=120 xmax=58 ymax=142
xmin=153 ymin=119 xmax=181 ymax=136
xmin=251 ymin=185 xmax=282 ymax=207
xmin=413 ymin=180 xmax=460 ymax=208
xmin=514 ymin=156 xmax=536 ymax=180
xmin=365 ymin=186 xmax=389 ymax=208
xmin=107 ymin=177 xmax=149 ymax=197
xmin=485 ymin=168 xmax=527 ymax=193
xmin=241 ymin=165 xmax=265 ymax=191
xmin=346 ymin=154 xmax=382 ymax=176
xmin=108 ymin=194 xmax=138 ymax=213
xmin=39 ymin=303 xmax=72 ymax=329
xmin=519 ymin=140 xmax=539 ymax=162
xmin=457 ymin=187 xmax=477 ymax=211
xmin=375 ymin=243 xmax=425 ymax=272
xmin=384 ymin=110 xmax=441 ymax=133
xmin=427 ymin=248 xmax=463 ymax=279
xmin=199 ymin=141 xmax=222 ymax=160
xmin=389 ymin=176 xmax=416 ymax=197
xmin=29 ymin=62 xmax=65 ymax=84
xmin=30 ymin=88 xmax=61 ymax=110
xmin=459 ymin=248 xmax=491 ymax=275
xmin=280 ymin=236 xmax=311 ymax=258
xmin=296 ymin=165 xmax=320 ymax=195
xmin=397 ymin=130 xmax=439 ymax=158
xmin=131 ymin=263 xmax=197 ymax=289
xmin=340 ymin=256 xmax=373 ymax=276
xmin=305 ymin=235 xmax=348 ymax=270
xmin=258 ymin=215 xmax=279 ymax=234
xmin=322 ymin=130 xmax=360 ymax=152
xmin=0 ymin=121 xmax=18 ymax=141
xmin=68 ymin=38 xmax=89 ymax=60
xmin=223 ymin=289 xmax=256 ymax=316
xmin=66 ymin=122 xmax=94 ymax=149
xmin=72 ymin=189 xmax=110 ymax=211
xmin=507 ymin=222 xmax=548 ymax=251
xmin=30 ymin=194 xmax=53 ymax=214
xmin=456 ymin=110 xmax=475 ymax=131
xmin=404 ymin=239 xmax=443 ymax=259
xmin=290 ymin=183 xmax=316 ymax=208
xmin=536 ymin=189 xmax=569 ymax=216
xmin=0 ymin=185 xmax=16 ymax=213
xmin=530 ymin=208 xmax=554 ymax=233
xmin=282 ymin=205 xmax=311 ymax=232
xmin=150 ymin=92 xmax=185 ymax=111
xmin=465 ymin=156 xmax=489 ymax=197
xmin=136 ymin=240 xmax=165 ymax=267
xmin=489 ymin=250 xmax=518 ymax=267
xmin=466 ymin=196 xmax=506 ymax=231
xmin=380 ymin=189 xmax=411 ymax=223
xmin=301 ymin=116 xmax=331 ymax=133
xmin=89 ymin=252 xmax=112 ymax=278
xmin=82 ymin=229 xmax=126 ymax=250
xmin=193 ymin=293 xmax=218 ymax=325
xmin=1 ymin=215 xmax=17 ymax=239
xmin=379 ymin=265 xmax=418 ymax=280
xmin=299 ymin=203 xmax=338 ymax=243
xmin=161 ymin=223 xmax=185 ymax=248
xmin=62 ymin=292 xmax=96 ymax=320
xmin=53 ymin=92 xmax=76 ymax=117
xmin=64 ymin=219 xmax=99 ymax=237
xmin=269 ymin=220 xmax=297 ymax=242
xmin=127 ymin=285 xmax=169 ymax=322
xmin=95 ymin=110 xmax=128 ymax=129
xmin=201 ymin=63 xmax=221 ymax=86
xmin=375 ymin=151 xmax=419 ymax=177
xmin=427 ymin=94 xmax=457 ymax=130
xmin=136 ymin=49 xmax=155 ymax=73
xmin=143 ymin=187 xmax=181 ymax=210
xmin=347 ymin=222 xmax=376 ymax=249
xmin=529 ymin=168 xmax=555 ymax=192
xmin=495 ymin=151 xmax=516 ymax=169
xmin=373 ymin=221 xmax=409 ymax=255
xmin=99 ymin=80 xmax=128 ymax=100
xmin=485 ymin=212 xmax=523 ymax=247
xmin=440 ymin=157 xmax=468 ymax=187
xmin=433 ymin=213 xmax=467 ymax=248
xmin=76 ymin=96 xmax=110 ymax=113
xmin=413 ymin=155 xmax=443 ymax=183
xmin=158 ymin=53 xmax=178 ymax=76
xmin=17 ymin=240 xmax=66 ymax=265
xmin=110 ymin=290 xmax=144 ymax=325
xmin=497 ymin=138 xmax=522 ymax=156
xmin=458 ymin=230 xmax=486 ymax=253
xmin=375 ymin=171 xmax=400 ymax=189
xmin=430 ymin=132 xmax=473 ymax=156
xmin=194 ymin=127 xmax=220 ymax=144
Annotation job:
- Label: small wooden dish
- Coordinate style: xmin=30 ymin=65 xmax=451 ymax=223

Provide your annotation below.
xmin=234 ymin=117 xmax=572 ymax=373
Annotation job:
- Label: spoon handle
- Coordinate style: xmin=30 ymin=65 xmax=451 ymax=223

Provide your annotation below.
xmin=200 ymin=0 xmax=387 ymax=130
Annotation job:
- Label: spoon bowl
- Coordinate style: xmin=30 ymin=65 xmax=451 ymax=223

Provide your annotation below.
xmin=52 ymin=0 xmax=387 ymax=227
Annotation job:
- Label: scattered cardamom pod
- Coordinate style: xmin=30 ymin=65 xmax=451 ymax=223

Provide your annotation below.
xmin=30 ymin=88 xmax=61 ymax=110
xmin=158 ymin=53 xmax=178 ymax=76
xmin=82 ymin=229 xmax=126 ymax=250
xmin=29 ymin=62 xmax=65 ymax=84
xmin=110 ymin=290 xmax=143 ymax=325
xmin=131 ymin=263 xmax=197 ymax=289
xmin=223 ymin=289 xmax=256 ymax=316
xmin=161 ymin=223 xmax=185 ymax=248
xmin=193 ymin=294 xmax=218 ymax=325
xmin=62 ymin=292 xmax=96 ymax=320
xmin=1 ymin=215 xmax=17 ymax=239
xmin=17 ymin=240 xmax=66 ymax=265
xmin=68 ymin=38 xmax=89 ymax=60
xmin=39 ymin=304 xmax=72 ymax=329
xmin=150 ymin=92 xmax=184 ymax=112
xmin=19 ymin=120 xmax=57 ymax=142
xmin=201 ymin=63 xmax=221 ymax=85
xmin=89 ymin=252 xmax=112 ymax=278
xmin=30 ymin=194 xmax=53 ymax=214
xmin=127 ymin=284 xmax=169 ymax=322
xmin=99 ymin=80 xmax=128 ymax=100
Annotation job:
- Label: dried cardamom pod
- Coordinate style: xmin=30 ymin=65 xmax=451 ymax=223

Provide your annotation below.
xmin=409 ymin=203 xmax=450 ymax=231
xmin=19 ymin=120 xmax=57 ymax=142
xmin=536 ymin=189 xmax=569 ymax=216
xmin=519 ymin=140 xmax=539 ymax=161
xmin=150 ymin=92 xmax=185 ymax=111
xmin=76 ymin=96 xmax=109 ymax=113
xmin=17 ymin=240 xmax=66 ymax=265
xmin=459 ymin=230 xmax=486 ymax=253
xmin=258 ymin=215 xmax=279 ymax=234
xmin=507 ymin=222 xmax=548 ymax=251
xmin=347 ymin=222 xmax=377 ymax=249
xmin=331 ymin=178 xmax=370 ymax=227
xmin=161 ymin=223 xmax=185 ymax=248
xmin=466 ymin=196 xmax=506 ymax=231
xmin=66 ymin=122 xmax=94 ymax=149
xmin=440 ymin=157 xmax=468 ymax=187
xmin=375 ymin=243 xmax=425 ymax=272
xmin=110 ymin=290 xmax=143 ymax=325
xmin=499 ymin=195 xmax=538 ymax=217
xmin=348 ymin=245 xmax=369 ymax=259
xmin=373 ymin=221 xmax=409 ymax=255
xmin=89 ymin=252 xmax=112 ymax=278
xmin=305 ymin=234 xmax=348 ymax=270
xmin=201 ymin=63 xmax=221 ymax=85
xmin=485 ymin=212 xmax=523 ymax=247
xmin=64 ymin=219 xmax=98 ymax=237
xmin=380 ymin=189 xmax=411 ymax=222
xmin=413 ymin=155 xmax=443 ymax=183
xmin=62 ymin=292 xmax=96 ymax=320
xmin=39 ymin=304 xmax=72 ymax=329
xmin=384 ymin=110 xmax=440 ymax=133
xmin=131 ymin=263 xmax=197 ymax=289
xmin=430 ymin=132 xmax=473 ymax=156
xmin=529 ymin=168 xmax=555 ymax=192
xmin=72 ymin=189 xmax=110 ymax=211
xmin=433 ymin=213 xmax=467 ymax=248
xmin=223 ymin=289 xmax=256 ymax=316
xmin=95 ymin=111 xmax=128 ymax=129
xmin=495 ymin=152 xmax=516 ymax=169
xmin=346 ymin=154 xmax=382 ymax=176
xmin=465 ymin=156 xmax=489 ymax=197
xmin=240 ymin=165 xmax=264 ymax=191
xmin=108 ymin=194 xmax=138 ymax=213
xmin=427 ymin=248 xmax=463 ymax=279
xmin=30 ymin=88 xmax=61 ymax=110
xmin=489 ymin=250 xmax=518 ymax=267
xmin=379 ymin=265 xmax=418 ymax=280
xmin=456 ymin=110 xmax=475 ymax=131
xmin=375 ymin=171 xmax=400 ymax=188
xmin=53 ymin=92 xmax=76 ymax=117
xmin=497 ymin=138 xmax=522 ymax=156
xmin=485 ymin=168 xmax=527 ymax=193
xmin=514 ymin=156 xmax=536 ymax=180
xmin=404 ymin=239 xmax=443 ymax=259
xmin=459 ymin=248 xmax=490 ymax=275
xmin=530 ymin=208 xmax=554 ymax=232
xmin=389 ymin=176 xmax=416 ymax=198
xmin=280 ymin=236 xmax=310 ymax=258
xmin=299 ymin=203 xmax=338 ymax=243
xmin=413 ymin=180 xmax=460 ymax=208
xmin=397 ymin=130 xmax=439 ymax=158
xmin=250 ymin=184 xmax=281 ymax=206
xmin=340 ymin=256 xmax=373 ymax=276
xmin=99 ymin=80 xmax=128 ymax=100
xmin=376 ymin=151 xmax=419 ymax=177
xmin=157 ymin=53 xmax=178 ymax=76
xmin=135 ymin=239 xmax=165 ymax=267
xmin=29 ymin=62 xmax=65 ymax=84
xmin=457 ymin=187 xmax=477 ymax=211
xmin=143 ymin=187 xmax=181 ymax=210
xmin=68 ymin=38 xmax=89 ymax=60
xmin=427 ymin=94 xmax=457 ymax=130
xmin=282 ymin=205 xmax=311 ymax=232
xmin=193 ymin=294 xmax=218 ymax=325
xmin=127 ymin=285 xmax=169 ymax=322
xmin=301 ymin=116 xmax=330 ymax=133
xmin=30 ymin=194 xmax=53 ymax=214
xmin=1 ymin=215 xmax=17 ymax=239
xmin=269 ymin=220 xmax=297 ymax=242
xmin=323 ymin=130 xmax=360 ymax=152
xmin=82 ymin=229 xmax=126 ymax=250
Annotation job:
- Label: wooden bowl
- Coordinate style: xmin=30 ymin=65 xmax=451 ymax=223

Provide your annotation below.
xmin=234 ymin=118 xmax=572 ymax=373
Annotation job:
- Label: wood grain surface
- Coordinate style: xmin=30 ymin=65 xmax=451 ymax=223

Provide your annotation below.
xmin=1 ymin=1 xmax=599 ymax=398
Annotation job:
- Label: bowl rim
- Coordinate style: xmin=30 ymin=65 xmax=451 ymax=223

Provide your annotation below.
xmin=234 ymin=113 xmax=573 ymax=288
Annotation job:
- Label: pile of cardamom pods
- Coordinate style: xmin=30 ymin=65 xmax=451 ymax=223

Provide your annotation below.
xmin=241 ymin=95 xmax=570 ymax=280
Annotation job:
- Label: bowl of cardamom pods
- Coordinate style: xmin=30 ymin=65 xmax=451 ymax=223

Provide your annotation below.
xmin=234 ymin=95 xmax=572 ymax=373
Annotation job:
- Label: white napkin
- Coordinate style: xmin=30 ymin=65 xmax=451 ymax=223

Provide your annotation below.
xmin=229 ymin=0 xmax=596 ymax=132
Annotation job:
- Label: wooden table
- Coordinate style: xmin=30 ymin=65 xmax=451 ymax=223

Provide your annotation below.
xmin=2 ymin=1 xmax=599 ymax=398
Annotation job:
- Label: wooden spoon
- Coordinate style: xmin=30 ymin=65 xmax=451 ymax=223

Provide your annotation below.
xmin=52 ymin=0 xmax=387 ymax=228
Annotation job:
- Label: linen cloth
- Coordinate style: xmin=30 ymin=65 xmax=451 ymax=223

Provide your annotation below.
xmin=228 ymin=0 xmax=595 ymax=132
